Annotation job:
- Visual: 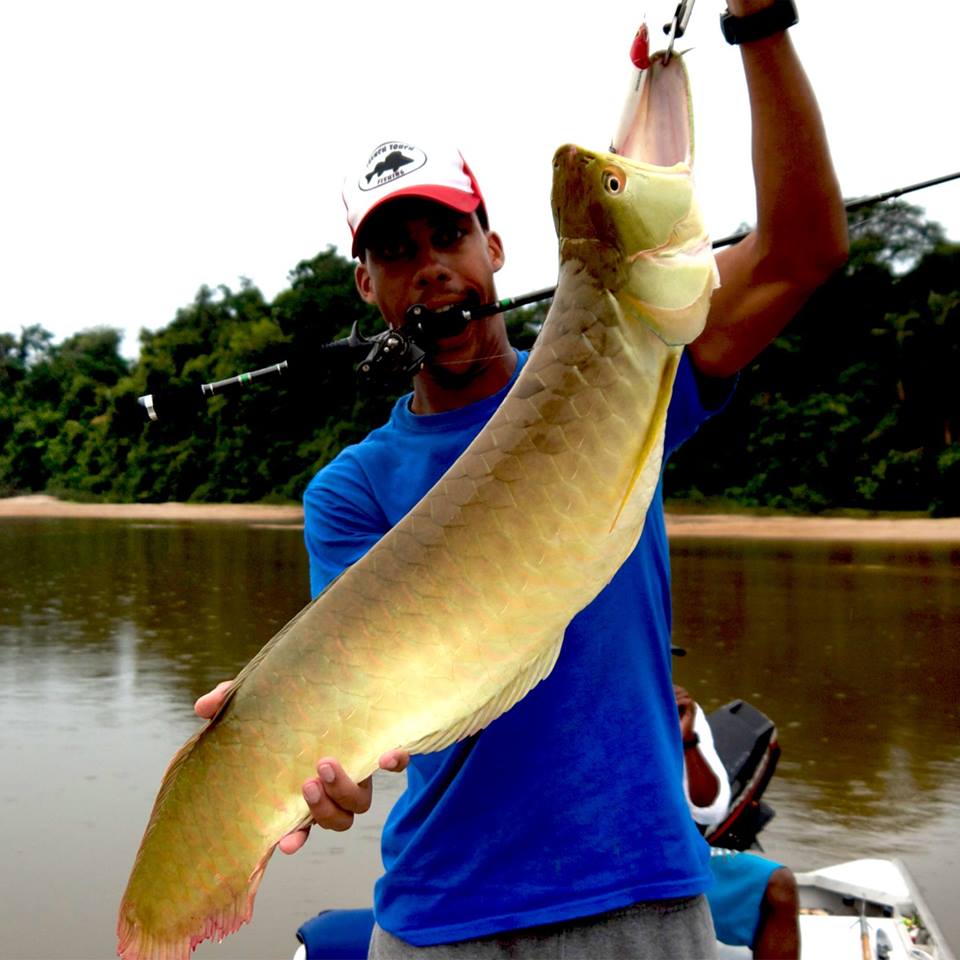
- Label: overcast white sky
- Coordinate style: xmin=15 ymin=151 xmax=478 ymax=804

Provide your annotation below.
xmin=2 ymin=0 xmax=958 ymax=359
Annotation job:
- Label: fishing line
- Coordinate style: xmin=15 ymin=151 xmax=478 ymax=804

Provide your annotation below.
xmin=424 ymin=349 xmax=526 ymax=367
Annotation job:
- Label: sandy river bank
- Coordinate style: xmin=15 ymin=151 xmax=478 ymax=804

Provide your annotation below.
xmin=2 ymin=494 xmax=959 ymax=542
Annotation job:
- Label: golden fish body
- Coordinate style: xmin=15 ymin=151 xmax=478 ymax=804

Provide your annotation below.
xmin=118 ymin=53 xmax=717 ymax=960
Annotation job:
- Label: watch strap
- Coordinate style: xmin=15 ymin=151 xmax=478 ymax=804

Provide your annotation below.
xmin=721 ymin=0 xmax=798 ymax=45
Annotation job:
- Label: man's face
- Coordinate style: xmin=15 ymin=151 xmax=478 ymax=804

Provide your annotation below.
xmin=355 ymin=199 xmax=505 ymax=350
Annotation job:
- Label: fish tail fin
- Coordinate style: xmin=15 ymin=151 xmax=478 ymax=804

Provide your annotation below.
xmin=117 ymin=849 xmax=273 ymax=960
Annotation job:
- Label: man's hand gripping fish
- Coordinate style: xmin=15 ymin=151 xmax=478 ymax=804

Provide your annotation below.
xmin=117 ymin=49 xmax=718 ymax=960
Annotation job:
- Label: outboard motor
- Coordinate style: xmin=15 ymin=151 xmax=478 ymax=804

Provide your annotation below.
xmin=703 ymin=699 xmax=780 ymax=851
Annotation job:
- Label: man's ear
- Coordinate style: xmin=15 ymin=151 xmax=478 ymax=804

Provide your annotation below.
xmin=487 ymin=231 xmax=505 ymax=273
xmin=355 ymin=262 xmax=377 ymax=304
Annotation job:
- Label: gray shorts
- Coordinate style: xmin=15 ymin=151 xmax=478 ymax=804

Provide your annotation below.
xmin=368 ymin=895 xmax=717 ymax=960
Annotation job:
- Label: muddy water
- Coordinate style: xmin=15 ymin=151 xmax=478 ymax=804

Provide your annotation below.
xmin=0 ymin=519 xmax=956 ymax=958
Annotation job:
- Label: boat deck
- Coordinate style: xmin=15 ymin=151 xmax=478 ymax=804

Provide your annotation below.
xmin=718 ymin=858 xmax=950 ymax=960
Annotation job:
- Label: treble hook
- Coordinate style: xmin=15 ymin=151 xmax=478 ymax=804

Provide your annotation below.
xmin=663 ymin=0 xmax=696 ymax=61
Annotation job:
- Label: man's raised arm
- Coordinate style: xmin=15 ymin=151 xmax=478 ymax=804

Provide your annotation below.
xmin=693 ymin=0 xmax=849 ymax=379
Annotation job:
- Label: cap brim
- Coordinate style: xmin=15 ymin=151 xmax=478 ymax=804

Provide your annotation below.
xmin=352 ymin=186 xmax=482 ymax=257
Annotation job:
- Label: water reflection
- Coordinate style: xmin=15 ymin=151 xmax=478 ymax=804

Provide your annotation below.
xmin=671 ymin=536 xmax=960 ymax=952
xmin=0 ymin=517 xmax=310 ymax=702
xmin=0 ymin=520 xmax=957 ymax=958
xmin=671 ymin=539 xmax=960 ymax=816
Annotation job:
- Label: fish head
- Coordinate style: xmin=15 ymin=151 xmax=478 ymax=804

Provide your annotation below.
xmin=551 ymin=145 xmax=717 ymax=346
xmin=552 ymin=145 xmax=699 ymax=258
xmin=551 ymin=52 xmax=717 ymax=347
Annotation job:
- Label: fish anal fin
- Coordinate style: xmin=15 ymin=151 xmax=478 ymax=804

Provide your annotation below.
xmin=403 ymin=632 xmax=566 ymax=756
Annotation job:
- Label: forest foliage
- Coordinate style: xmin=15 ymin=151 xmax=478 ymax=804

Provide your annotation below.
xmin=1 ymin=201 xmax=958 ymax=515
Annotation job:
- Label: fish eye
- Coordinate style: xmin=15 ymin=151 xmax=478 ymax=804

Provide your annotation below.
xmin=602 ymin=167 xmax=626 ymax=195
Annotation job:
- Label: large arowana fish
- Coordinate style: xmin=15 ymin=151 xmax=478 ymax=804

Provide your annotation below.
xmin=117 ymin=49 xmax=717 ymax=960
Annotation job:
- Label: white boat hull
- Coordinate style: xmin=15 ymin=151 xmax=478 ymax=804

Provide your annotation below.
xmin=717 ymin=858 xmax=954 ymax=960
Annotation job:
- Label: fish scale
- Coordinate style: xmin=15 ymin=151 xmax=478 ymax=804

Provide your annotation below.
xmin=117 ymin=51 xmax=717 ymax=960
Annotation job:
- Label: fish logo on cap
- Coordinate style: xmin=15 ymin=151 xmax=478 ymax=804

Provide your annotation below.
xmin=360 ymin=142 xmax=427 ymax=192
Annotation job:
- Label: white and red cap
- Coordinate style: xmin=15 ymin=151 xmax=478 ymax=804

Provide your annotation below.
xmin=343 ymin=139 xmax=486 ymax=256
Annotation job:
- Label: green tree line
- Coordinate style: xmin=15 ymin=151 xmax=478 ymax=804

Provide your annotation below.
xmin=1 ymin=203 xmax=957 ymax=515
xmin=665 ymin=202 xmax=959 ymax=516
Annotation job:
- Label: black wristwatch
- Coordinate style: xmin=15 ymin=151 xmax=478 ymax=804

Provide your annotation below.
xmin=720 ymin=0 xmax=798 ymax=44
xmin=683 ymin=733 xmax=701 ymax=751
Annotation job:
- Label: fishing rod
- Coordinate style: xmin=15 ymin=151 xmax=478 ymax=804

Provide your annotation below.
xmin=137 ymin=326 xmax=376 ymax=422
xmin=426 ymin=169 xmax=960 ymax=325
xmin=844 ymin=170 xmax=960 ymax=212
xmin=715 ymin=169 xmax=960 ymax=248
xmin=134 ymin=170 xmax=960 ymax=423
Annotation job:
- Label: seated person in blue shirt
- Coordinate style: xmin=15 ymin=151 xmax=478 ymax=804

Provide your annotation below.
xmin=676 ymin=685 xmax=801 ymax=960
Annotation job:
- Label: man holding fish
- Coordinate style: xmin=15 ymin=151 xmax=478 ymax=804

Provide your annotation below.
xmin=194 ymin=2 xmax=847 ymax=957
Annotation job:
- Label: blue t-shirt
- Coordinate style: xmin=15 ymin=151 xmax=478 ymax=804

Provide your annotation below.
xmin=303 ymin=349 xmax=727 ymax=946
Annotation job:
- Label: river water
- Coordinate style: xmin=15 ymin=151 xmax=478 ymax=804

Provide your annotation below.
xmin=0 ymin=518 xmax=957 ymax=959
